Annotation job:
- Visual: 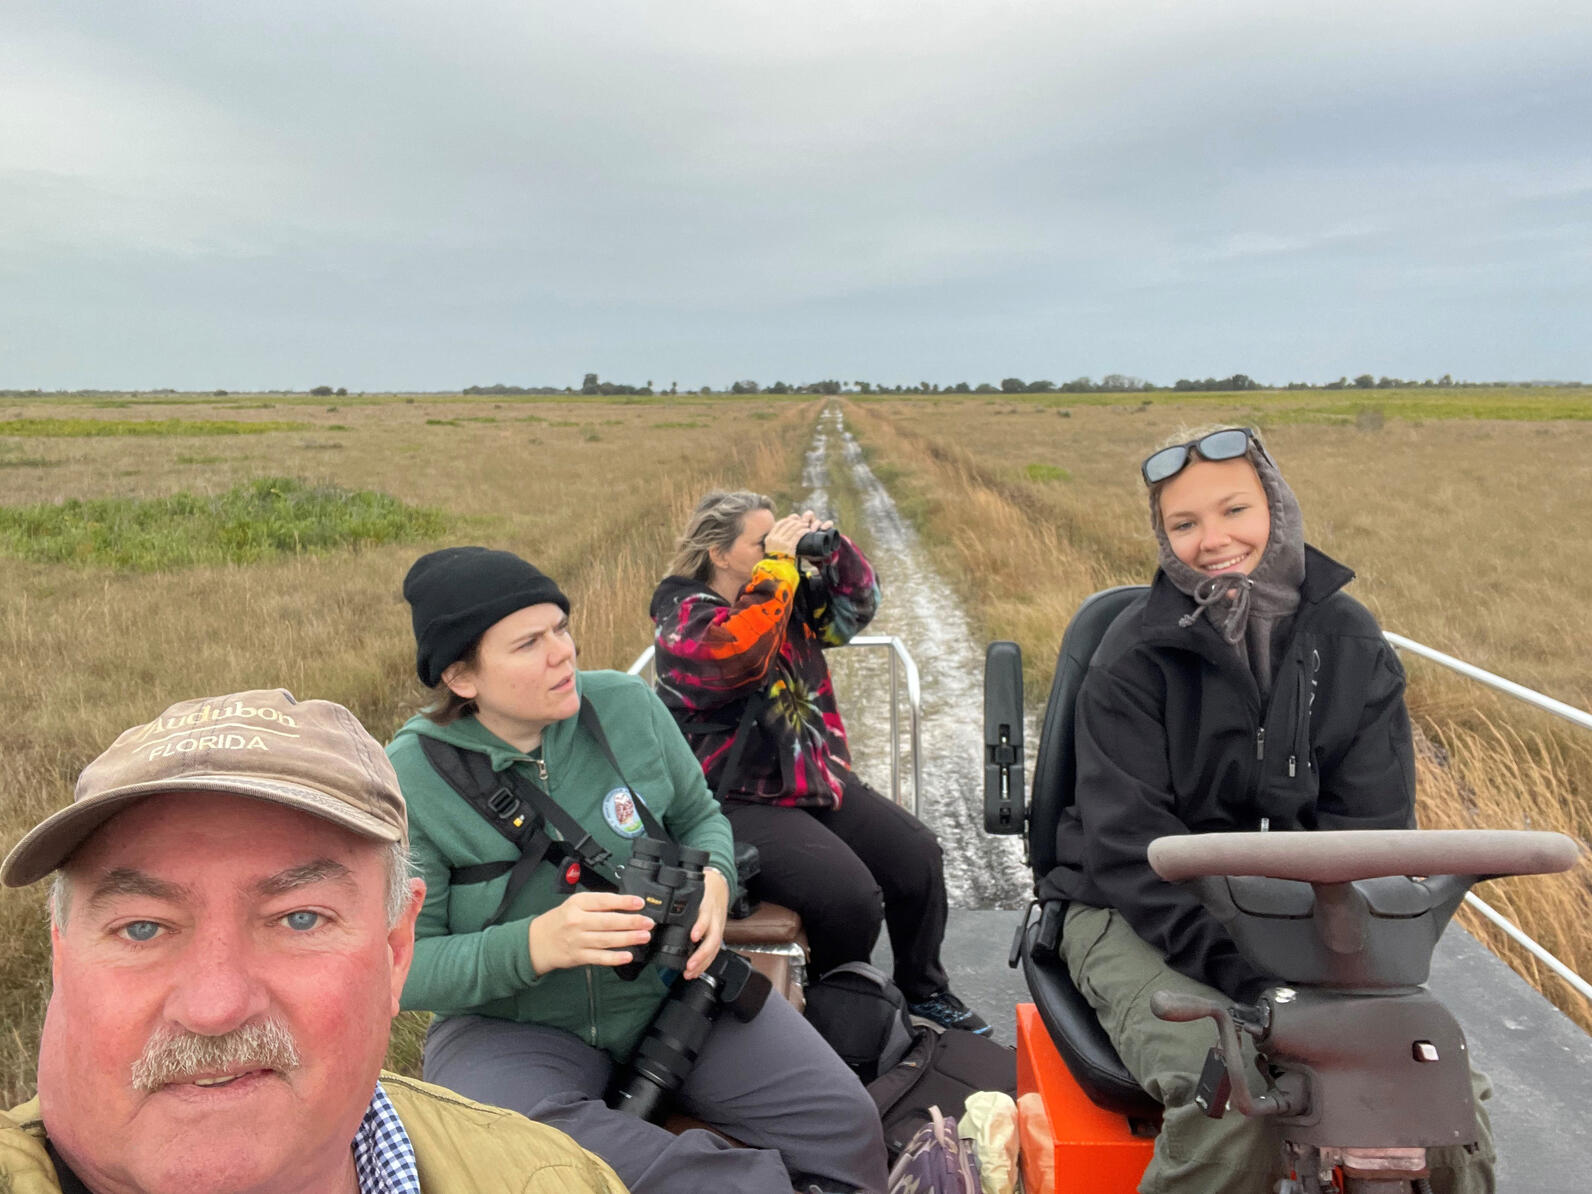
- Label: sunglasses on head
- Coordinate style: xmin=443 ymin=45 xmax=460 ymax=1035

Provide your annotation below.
xmin=1141 ymin=427 xmax=1265 ymax=486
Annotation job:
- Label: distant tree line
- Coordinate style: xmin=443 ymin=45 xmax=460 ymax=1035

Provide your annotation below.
xmin=849 ymin=374 xmax=1156 ymax=394
xmin=731 ymin=379 xmax=844 ymax=394
xmin=836 ymin=373 xmax=1585 ymax=394
xmin=4 ymin=373 xmax=1584 ymax=401
xmin=1172 ymin=374 xmax=1260 ymax=392
xmin=1285 ymin=373 xmax=1464 ymax=390
xmin=462 ymin=381 xmax=595 ymax=395
xmin=461 ymin=383 xmax=566 ymax=396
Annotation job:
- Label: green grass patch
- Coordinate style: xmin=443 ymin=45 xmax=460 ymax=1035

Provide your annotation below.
xmin=425 ymin=418 xmax=460 ymax=427
xmin=0 ymin=417 xmax=307 ymax=438
xmin=174 ymin=454 xmax=227 ymax=465
xmin=1267 ymin=395 xmax=1592 ymax=424
xmin=652 ymin=420 xmax=704 ymax=429
xmin=0 ymin=456 xmax=62 ymax=469
xmin=0 ymin=477 xmax=445 ymax=570
xmin=1023 ymin=462 xmax=1072 ymax=483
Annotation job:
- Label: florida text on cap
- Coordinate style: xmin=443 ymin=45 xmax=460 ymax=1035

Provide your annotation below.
xmin=1 ymin=688 xmax=407 ymax=888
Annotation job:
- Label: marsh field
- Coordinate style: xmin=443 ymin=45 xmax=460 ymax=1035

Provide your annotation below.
xmin=2 ymin=386 xmax=1589 ymax=1104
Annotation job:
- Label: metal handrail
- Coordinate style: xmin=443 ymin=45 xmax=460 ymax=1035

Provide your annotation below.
xmin=1383 ymin=632 xmax=1592 ymax=733
xmin=846 ymin=634 xmax=924 ymax=815
xmin=625 ymin=644 xmax=656 ymax=681
xmin=1465 ymin=892 xmax=1592 ymax=1004
xmin=625 ymin=636 xmax=923 ymax=814
xmin=1384 ymin=629 xmax=1592 ymax=1005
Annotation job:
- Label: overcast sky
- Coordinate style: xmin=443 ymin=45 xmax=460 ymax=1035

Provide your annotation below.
xmin=2 ymin=0 xmax=1588 ymax=390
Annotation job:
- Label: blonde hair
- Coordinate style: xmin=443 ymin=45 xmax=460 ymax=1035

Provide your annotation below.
xmin=668 ymin=490 xmax=775 ymax=582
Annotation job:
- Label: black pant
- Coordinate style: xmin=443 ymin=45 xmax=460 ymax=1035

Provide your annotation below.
xmin=725 ymin=773 xmax=949 ymax=1001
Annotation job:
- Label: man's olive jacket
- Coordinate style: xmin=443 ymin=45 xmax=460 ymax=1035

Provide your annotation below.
xmin=0 ymin=1072 xmax=628 ymax=1193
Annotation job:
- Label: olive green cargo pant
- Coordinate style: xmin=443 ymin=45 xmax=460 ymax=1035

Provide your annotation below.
xmin=1062 ymin=903 xmax=1496 ymax=1194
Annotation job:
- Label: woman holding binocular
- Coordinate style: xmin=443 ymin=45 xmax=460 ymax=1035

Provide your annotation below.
xmin=651 ymin=491 xmax=987 ymax=1034
xmin=388 ymin=545 xmax=886 ymax=1194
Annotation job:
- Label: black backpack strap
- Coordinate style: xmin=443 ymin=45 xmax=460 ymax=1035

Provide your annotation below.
xmin=577 ymin=695 xmax=670 ymax=840
xmin=420 ymin=733 xmax=624 ymax=881
xmin=498 ymin=771 xmax=624 ymax=886
xmin=712 ymin=697 xmax=763 ymax=802
xmin=418 ymin=736 xmax=613 ymax=925
xmin=450 ymin=859 xmax=516 ymax=886
xmin=419 ymin=736 xmax=539 ymax=850
xmin=482 ymin=833 xmax=556 ymax=926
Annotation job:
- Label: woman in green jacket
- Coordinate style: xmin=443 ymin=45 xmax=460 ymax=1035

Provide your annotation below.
xmin=388 ymin=547 xmax=886 ymax=1194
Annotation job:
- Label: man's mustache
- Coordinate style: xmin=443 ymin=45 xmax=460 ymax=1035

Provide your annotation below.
xmin=131 ymin=1020 xmax=302 ymax=1091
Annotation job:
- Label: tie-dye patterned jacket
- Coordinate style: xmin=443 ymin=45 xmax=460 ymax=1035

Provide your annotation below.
xmin=648 ymin=535 xmax=880 ymax=809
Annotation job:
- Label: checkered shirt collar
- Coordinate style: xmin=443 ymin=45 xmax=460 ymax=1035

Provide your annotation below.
xmin=352 ymin=1082 xmax=422 ymax=1194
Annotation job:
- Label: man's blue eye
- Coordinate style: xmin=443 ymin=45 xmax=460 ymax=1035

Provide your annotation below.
xmin=283 ymin=911 xmax=321 ymax=932
xmin=123 ymin=921 xmax=161 ymax=942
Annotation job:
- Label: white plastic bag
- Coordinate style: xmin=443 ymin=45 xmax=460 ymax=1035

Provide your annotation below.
xmin=958 ymin=1090 xmax=1019 ymax=1194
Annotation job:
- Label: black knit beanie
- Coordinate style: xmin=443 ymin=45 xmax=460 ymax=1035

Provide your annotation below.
xmin=404 ymin=547 xmax=571 ymax=687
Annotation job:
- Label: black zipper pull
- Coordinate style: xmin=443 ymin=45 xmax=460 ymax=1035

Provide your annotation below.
xmin=1255 ymin=728 xmax=1266 ymax=761
xmin=1288 ymin=755 xmax=1297 ymax=778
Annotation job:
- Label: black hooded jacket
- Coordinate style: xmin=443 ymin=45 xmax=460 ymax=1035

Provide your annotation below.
xmin=1039 ymin=545 xmax=1416 ymax=1000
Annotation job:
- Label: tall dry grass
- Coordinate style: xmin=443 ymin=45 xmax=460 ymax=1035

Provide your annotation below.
xmin=4 ymin=388 xmax=1588 ymax=1104
xmin=0 ymin=393 xmax=818 ymax=1105
xmin=1413 ymin=705 xmax=1592 ymax=1025
xmin=841 ymin=392 xmax=1592 ymax=1032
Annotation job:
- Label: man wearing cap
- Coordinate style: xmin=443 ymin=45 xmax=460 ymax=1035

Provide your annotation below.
xmin=0 ymin=688 xmax=628 ymax=1194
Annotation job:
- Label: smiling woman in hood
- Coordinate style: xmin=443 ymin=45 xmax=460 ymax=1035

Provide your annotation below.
xmin=1037 ymin=428 xmax=1494 ymax=1194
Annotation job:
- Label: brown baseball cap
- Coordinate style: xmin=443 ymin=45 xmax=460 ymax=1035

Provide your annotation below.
xmin=2 ymin=689 xmax=407 ymax=888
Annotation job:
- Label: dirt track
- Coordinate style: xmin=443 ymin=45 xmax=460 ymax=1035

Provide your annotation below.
xmin=801 ymin=405 xmax=1028 ymax=911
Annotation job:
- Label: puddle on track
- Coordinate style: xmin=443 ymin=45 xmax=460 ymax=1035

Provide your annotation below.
xmin=800 ymin=406 xmax=1028 ymax=911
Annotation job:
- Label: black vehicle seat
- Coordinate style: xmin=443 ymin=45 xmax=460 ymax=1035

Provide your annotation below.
xmin=1023 ymin=585 xmax=1162 ymax=1120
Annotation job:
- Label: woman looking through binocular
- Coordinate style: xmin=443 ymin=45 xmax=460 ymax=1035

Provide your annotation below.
xmin=387 ymin=546 xmax=887 ymax=1194
xmin=651 ymin=491 xmax=988 ymax=1034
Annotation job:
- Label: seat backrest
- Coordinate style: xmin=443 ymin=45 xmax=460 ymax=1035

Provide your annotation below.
xmin=1027 ymin=585 xmax=1148 ymax=879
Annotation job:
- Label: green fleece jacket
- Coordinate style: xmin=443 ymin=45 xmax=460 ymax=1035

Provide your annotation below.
xmin=388 ymin=669 xmax=736 ymax=1063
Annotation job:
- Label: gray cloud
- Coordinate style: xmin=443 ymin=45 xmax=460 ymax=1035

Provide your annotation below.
xmin=1 ymin=0 xmax=1588 ymax=388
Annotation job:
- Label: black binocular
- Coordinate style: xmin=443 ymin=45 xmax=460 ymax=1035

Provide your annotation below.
xmin=613 ymin=837 xmax=710 ymax=982
xmin=794 ymin=527 xmax=839 ymax=559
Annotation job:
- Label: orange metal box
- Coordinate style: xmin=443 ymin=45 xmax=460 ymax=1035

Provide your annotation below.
xmin=1015 ymin=1002 xmax=1155 ymax=1194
